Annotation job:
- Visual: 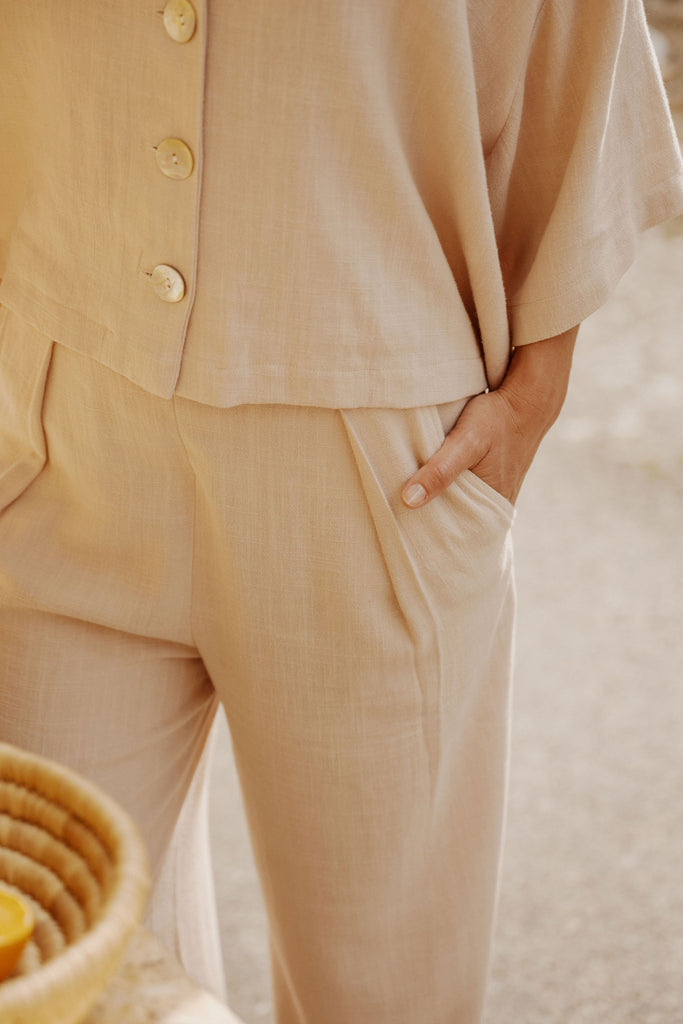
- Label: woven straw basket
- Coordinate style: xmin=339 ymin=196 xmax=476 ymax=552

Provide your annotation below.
xmin=0 ymin=742 xmax=150 ymax=1024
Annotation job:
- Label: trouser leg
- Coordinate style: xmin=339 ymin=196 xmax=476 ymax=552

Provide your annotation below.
xmin=0 ymin=606 xmax=225 ymax=998
xmin=1 ymin=306 xmax=516 ymax=1021
xmin=0 ymin=318 xmax=226 ymax=998
xmin=0 ymin=607 xmax=217 ymax=874
xmin=147 ymin=710 xmax=227 ymax=1000
xmin=176 ymin=399 xmax=516 ymax=1024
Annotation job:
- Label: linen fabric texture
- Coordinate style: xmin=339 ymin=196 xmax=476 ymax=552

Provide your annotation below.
xmin=1 ymin=2 xmax=682 ymax=1020
xmin=0 ymin=310 xmax=515 ymax=1022
xmin=0 ymin=0 xmax=682 ymax=407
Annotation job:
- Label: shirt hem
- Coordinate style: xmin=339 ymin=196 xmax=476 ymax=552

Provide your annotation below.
xmin=173 ymin=358 xmax=489 ymax=409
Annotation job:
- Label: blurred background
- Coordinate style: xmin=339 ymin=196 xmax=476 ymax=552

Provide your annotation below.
xmin=208 ymin=6 xmax=683 ymax=1022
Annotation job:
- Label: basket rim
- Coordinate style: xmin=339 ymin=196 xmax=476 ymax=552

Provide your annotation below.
xmin=0 ymin=742 xmax=151 ymax=1010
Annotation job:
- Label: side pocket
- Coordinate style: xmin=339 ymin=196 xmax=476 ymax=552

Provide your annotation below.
xmin=339 ymin=404 xmax=516 ymax=734
xmin=430 ymin=400 xmax=516 ymax=525
xmin=458 ymin=468 xmax=516 ymax=524
xmin=0 ymin=306 xmax=55 ymax=513
xmin=340 ymin=404 xmax=513 ymax=619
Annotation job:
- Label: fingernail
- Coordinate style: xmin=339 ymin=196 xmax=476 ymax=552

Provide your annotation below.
xmin=403 ymin=483 xmax=427 ymax=508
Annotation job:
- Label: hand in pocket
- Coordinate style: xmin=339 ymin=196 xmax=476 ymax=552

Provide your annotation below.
xmin=401 ymin=327 xmax=578 ymax=510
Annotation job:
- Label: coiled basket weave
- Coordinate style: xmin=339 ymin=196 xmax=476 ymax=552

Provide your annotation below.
xmin=0 ymin=742 xmax=150 ymax=1024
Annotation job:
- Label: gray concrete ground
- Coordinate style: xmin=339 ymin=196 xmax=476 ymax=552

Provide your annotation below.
xmin=209 ymin=112 xmax=683 ymax=1024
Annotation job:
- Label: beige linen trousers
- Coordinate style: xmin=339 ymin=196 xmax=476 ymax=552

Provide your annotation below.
xmin=0 ymin=308 xmax=515 ymax=1024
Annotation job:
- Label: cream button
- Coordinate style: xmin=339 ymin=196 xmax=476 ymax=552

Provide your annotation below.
xmin=151 ymin=264 xmax=185 ymax=302
xmin=155 ymin=138 xmax=194 ymax=180
xmin=163 ymin=0 xmax=196 ymax=43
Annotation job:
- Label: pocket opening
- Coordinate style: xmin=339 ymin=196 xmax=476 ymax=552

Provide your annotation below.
xmin=0 ymin=307 xmax=55 ymax=513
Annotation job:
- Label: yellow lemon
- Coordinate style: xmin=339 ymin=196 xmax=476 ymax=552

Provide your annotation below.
xmin=0 ymin=889 xmax=34 ymax=982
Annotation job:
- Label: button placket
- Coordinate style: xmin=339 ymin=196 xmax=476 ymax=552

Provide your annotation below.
xmin=148 ymin=2 xmax=198 ymax=302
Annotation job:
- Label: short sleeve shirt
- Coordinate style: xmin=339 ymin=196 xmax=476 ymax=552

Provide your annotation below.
xmin=1 ymin=0 xmax=682 ymax=407
xmin=174 ymin=0 xmax=683 ymax=406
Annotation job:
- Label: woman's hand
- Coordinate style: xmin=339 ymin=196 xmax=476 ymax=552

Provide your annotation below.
xmin=401 ymin=325 xmax=579 ymax=509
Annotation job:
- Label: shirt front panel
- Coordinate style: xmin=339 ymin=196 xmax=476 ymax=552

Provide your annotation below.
xmin=175 ymin=0 xmax=492 ymax=406
xmin=0 ymin=0 xmax=681 ymax=406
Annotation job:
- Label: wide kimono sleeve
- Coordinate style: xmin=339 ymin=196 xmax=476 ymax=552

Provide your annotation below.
xmin=485 ymin=0 xmax=683 ymax=347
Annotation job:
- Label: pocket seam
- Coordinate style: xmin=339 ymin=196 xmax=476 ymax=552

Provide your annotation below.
xmin=0 ymin=310 xmax=55 ymax=514
xmin=458 ymin=469 xmax=516 ymax=523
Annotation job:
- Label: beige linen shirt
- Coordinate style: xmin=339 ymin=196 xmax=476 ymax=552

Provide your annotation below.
xmin=1 ymin=0 xmax=682 ymax=407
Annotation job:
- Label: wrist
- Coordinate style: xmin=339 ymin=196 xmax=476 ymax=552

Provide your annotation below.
xmin=500 ymin=325 xmax=579 ymax=429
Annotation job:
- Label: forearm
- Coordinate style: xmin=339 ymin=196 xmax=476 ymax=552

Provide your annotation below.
xmin=499 ymin=325 xmax=579 ymax=432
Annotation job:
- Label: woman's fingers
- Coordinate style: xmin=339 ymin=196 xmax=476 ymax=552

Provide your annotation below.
xmin=401 ymin=398 xmax=493 ymax=508
xmin=401 ymin=331 xmax=579 ymax=510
